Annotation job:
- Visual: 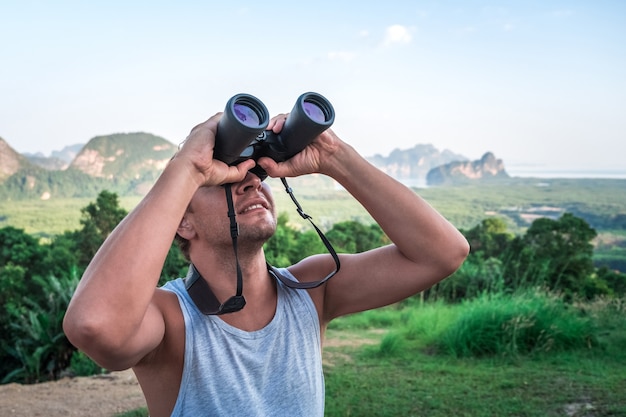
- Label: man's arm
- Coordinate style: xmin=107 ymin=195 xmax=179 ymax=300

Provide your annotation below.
xmin=259 ymin=127 xmax=470 ymax=324
xmin=63 ymin=115 xmax=255 ymax=370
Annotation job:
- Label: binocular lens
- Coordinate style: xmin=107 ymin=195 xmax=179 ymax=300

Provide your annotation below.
xmin=303 ymin=101 xmax=327 ymax=123
xmin=233 ymin=103 xmax=262 ymax=128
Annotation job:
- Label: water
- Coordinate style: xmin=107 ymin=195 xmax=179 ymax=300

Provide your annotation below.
xmin=506 ymin=167 xmax=626 ymax=179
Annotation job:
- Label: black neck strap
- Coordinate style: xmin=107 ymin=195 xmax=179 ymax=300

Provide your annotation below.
xmin=270 ymin=178 xmax=340 ymax=289
xmin=185 ymin=178 xmax=340 ymax=315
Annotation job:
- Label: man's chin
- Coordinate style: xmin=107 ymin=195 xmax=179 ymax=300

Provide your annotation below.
xmin=238 ymin=223 xmax=277 ymax=244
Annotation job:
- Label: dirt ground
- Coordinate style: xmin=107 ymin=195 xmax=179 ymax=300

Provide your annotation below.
xmin=0 ymin=331 xmax=382 ymax=417
xmin=0 ymin=369 xmax=146 ymax=417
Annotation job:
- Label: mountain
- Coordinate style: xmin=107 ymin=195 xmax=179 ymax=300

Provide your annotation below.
xmin=367 ymin=144 xmax=467 ymax=182
xmin=70 ymin=133 xmax=175 ymax=181
xmin=426 ymin=152 xmax=509 ymax=185
xmin=1 ymin=132 xmax=505 ymax=200
xmin=0 ymin=133 xmax=177 ymax=200
xmin=1 ymin=137 xmax=29 ymax=180
xmin=52 ymin=143 xmax=84 ymax=163
xmin=24 ymin=144 xmax=84 ymax=170
xmin=24 ymin=154 xmax=69 ymax=171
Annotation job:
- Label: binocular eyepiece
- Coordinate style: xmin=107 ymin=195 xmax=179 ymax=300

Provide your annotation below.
xmin=214 ymin=92 xmax=335 ymax=180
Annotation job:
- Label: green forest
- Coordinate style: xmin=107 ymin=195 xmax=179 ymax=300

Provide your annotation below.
xmin=1 ymin=184 xmax=624 ymax=385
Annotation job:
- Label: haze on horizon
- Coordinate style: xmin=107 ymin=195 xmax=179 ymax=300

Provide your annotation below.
xmin=1 ymin=1 xmax=624 ymax=172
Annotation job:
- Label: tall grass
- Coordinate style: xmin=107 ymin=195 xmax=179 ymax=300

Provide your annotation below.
xmin=324 ymin=293 xmax=625 ymax=416
xmin=332 ymin=290 xmax=604 ymax=360
xmin=435 ymin=290 xmax=599 ymax=358
xmin=118 ymin=293 xmax=625 ymax=416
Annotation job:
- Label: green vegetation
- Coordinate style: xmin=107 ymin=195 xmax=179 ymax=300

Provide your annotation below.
xmin=2 ymin=177 xmax=625 ymax=267
xmin=115 ymin=294 xmax=626 ymax=416
xmin=321 ymin=294 xmax=626 ymax=416
xmin=1 ymin=181 xmax=626 ymax=415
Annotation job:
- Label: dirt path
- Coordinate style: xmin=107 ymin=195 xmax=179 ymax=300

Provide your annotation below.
xmin=0 ymin=330 xmax=384 ymax=416
xmin=0 ymin=369 xmax=145 ymax=417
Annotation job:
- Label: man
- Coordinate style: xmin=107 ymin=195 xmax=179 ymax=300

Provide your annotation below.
xmin=63 ymin=110 xmax=469 ymax=416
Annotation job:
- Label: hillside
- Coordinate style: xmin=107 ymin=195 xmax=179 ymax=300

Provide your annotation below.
xmin=0 ymin=133 xmax=177 ymax=199
xmin=0 ymin=137 xmax=33 ymax=181
xmin=24 ymin=143 xmax=84 ymax=170
xmin=426 ymin=152 xmax=509 ymax=185
xmin=367 ymin=144 xmax=467 ymax=181
xmin=0 ymin=132 xmax=513 ymax=200
xmin=70 ymin=133 xmax=175 ymax=180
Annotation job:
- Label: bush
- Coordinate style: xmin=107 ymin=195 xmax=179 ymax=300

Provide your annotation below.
xmin=1 ymin=272 xmax=78 ymax=383
xmin=70 ymin=350 xmax=103 ymax=377
xmin=435 ymin=290 xmax=600 ymax=358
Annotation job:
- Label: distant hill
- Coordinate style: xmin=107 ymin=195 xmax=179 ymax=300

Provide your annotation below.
xmin=0 ymin=133 xmax=176 ymax=200
xmin=0 ymin=133 xmax=505 ymax=200
xmin=1 ymin=137 xmax=34 ymax=181
xmin=426 ymin=152 xmax=509 ymax=185
xmin=70 ymin=132 xmax=175 ymax=180
xmin=367 ymin=144 xmax=467 ymax=182
xmin=24 ymin=143 xmax=84 ymax=170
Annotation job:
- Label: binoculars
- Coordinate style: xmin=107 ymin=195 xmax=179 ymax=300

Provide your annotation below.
xmin=214 ymin=92 xmax=335 ymax=179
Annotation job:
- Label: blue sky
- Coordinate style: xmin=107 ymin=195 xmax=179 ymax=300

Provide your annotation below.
xmin=1 ymin=1 xmax=625 ymax=173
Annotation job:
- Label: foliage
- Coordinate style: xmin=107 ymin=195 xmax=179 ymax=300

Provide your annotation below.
xmin=1 ymin=186 xmax=626 ymax=385
xmin=0 ymin=191 xmax=131 ymax=383
xmin=462 ymin=217 xmax=513 ymax=259
xmin=69 ymin=350 xmax=103 ymax=377
xmin=264 ymin=214 xmax=384 ymax=267
xmin=2 ymin=272 xmax=78 ymax=383
xmin=502 ymin=213 xmax=597 ymax=298
xmin=115 ymin=297 xmax=626 ymax=416
xmin=322 ymin=297 xmax=626 ymax=417
xmin=73 ymin=190 xmax=128 ymax=267
xmin=0 ymin=225 xmax=47 ymax=277
xmin=264 ymin=212 xmax=324 ymax=267
xmin=434 ymin=290 xmax=599 ymax=358
xmin=160 ymin=242 xmax=190 ymax=284
xmin=115 ymin=409 xmax=149 ymax=417
xmin=0 ymin=166 xmax=116 ymax=200
xmin=325 ymin=220 xmax=388 ymax=253
xmin=427 ymin=212 xmax=624 ymax=303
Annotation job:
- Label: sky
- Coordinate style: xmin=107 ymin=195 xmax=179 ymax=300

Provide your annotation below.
xmin=1 ymin=0 xmax=625 ymax=174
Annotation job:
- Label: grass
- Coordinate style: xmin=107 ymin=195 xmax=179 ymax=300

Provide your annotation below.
xmin=323 ymin=294 xmax=626 ymax=416
xmin=3 ymin=177 xmax=626 ymax=237
xmin=324 ymin=346 xmax=626 ymax=416
xmin=114 ymin=294 xmax=626 ymax=416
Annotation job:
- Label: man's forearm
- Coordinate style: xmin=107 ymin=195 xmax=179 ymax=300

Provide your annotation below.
xmin=324 ymin=142 xmax=469 ymax=266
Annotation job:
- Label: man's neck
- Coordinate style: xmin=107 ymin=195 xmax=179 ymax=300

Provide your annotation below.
xmin=190 ymin=249 xmax=278 ymax=330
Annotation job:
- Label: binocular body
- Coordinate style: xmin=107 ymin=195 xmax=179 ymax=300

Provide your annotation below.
xmin=213 ymin=92 xmax=335 ymax=179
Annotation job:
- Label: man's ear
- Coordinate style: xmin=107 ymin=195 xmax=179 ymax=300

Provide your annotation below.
xmin=177 ymin=216 xmax=196 ymax=240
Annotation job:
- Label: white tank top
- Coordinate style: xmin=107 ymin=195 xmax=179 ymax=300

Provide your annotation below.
xmin=161 ymin=268 xmax=324 ymax=416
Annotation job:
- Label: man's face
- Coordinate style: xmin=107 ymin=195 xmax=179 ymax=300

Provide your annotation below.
xmin=185 ymin=173 xmax=277 ymax=250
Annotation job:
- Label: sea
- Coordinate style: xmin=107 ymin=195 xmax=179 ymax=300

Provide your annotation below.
xmin=505 ymin=167 xmax=626 ymax=179
xmin=397 ymin=168 xmax=626 ymax=189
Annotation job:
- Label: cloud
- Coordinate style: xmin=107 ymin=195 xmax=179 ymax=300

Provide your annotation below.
xmin=327 ymin=51 xmax=357 ymax=63
xmin=382 ymin=24 xmax=412 ymax=47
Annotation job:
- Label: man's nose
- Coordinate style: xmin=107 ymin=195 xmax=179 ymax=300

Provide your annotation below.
xmin=237 ymin=171 xmax=263 ymax=193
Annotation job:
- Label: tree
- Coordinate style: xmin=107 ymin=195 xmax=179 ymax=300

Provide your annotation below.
xmin=503 ymin=213 xmax=597 ymax=297
xmin=326 ymin=221 xmax=387 ymax=253
xmin=264 ymin=213 xmax=301 ymax=267
xmin=463 ymin=217 xmax=513 ymax=259
xmin=0 ymin=226 xmax=46 ymax=277
xmin=74 ymin=190 xmax=128 ymax=267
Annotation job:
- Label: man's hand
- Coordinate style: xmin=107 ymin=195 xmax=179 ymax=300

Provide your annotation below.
xmin=258 ymin=113 xmax=344 ymax=179
xmin=174 ymin=113 xmax=256 ymax=188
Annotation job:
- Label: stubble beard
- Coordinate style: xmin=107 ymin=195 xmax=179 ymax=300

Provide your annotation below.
xmin=236 ymin=218 xmax=277 ymax=252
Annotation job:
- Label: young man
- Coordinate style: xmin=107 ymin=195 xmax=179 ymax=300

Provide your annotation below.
xmin=63 ymin=111 xmax=469 ymax=416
